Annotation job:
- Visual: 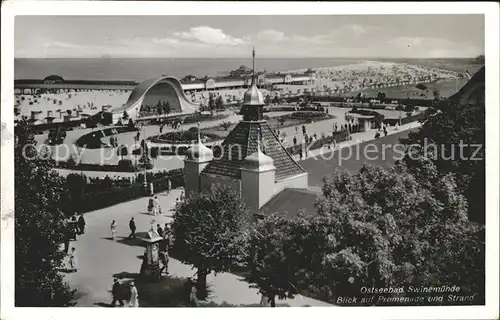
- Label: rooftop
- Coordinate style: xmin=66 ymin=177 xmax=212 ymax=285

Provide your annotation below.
xmin=202 ymin=121 xmax=306 ymax=180
xmin=259 ymin=188 xmax=319 ymax=219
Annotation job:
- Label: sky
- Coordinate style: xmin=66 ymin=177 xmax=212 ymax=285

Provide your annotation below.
xmin=15 ymin=15 xmax=485 ymax=58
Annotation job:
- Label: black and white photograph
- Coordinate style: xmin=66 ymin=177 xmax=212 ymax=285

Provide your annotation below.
xmin=1 ymin=2 xmax=499 ymax=319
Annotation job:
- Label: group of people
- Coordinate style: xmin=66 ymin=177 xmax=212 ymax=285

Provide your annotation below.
xmin=158 ymin=223 xmax=173 ymax=276
xmin=63 ymin=213 xmax=86 ymax=272
xmin=111 ymin=279 xmax=139 ymax=307
xmin=147 ymin=196 xmax=162 ymax=215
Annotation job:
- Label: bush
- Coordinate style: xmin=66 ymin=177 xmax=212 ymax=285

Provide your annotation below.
xmin=284 ymin=111 xmax=332 ymax=122
xmin=182 ymin=113 xmax=228 ymax=124
xmin=149 ymin=130 xmax=222 ymax=144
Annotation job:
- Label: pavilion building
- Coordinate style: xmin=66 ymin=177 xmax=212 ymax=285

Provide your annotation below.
xmin=184 ymin=49 xmax=309 ymax=213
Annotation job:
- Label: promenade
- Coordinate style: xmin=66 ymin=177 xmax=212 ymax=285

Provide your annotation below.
xmin=63 ymin=120 xmax=421 ymax=307
xmin=64 ymin=188 xmax=332 ymax=307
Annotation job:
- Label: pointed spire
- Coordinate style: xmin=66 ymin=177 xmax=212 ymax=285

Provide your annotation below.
xmin=250 ymin=47 xmax=256 ymax=86
xmin=252 ymin=46 xmax=255 ymax=75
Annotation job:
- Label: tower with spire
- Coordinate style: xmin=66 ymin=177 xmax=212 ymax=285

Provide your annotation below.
xmin=185 ymin=48 xmax=308 ymax=212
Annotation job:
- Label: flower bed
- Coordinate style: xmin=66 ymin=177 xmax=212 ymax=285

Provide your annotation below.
xmin=149 ymin=127 xmax=224 ymax=145
xmin=282 ymin=111 xmax=334 ymax=123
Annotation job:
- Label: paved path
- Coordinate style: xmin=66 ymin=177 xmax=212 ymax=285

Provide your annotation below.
xmin=65 ymin=188 xmax=332 ymax=307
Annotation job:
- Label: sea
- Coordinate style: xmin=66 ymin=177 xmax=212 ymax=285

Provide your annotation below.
xmin=14 ymin=58 xmax=479 ymax=81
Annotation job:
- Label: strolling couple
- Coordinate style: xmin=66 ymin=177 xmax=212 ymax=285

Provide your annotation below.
xmin=111 ymin=278 xmax=139 ymax=307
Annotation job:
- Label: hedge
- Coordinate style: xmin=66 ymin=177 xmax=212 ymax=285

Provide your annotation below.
xmin=65 ymin=168 xmax=185 ymax=213
xmin=54 ymin=160 xmax=153 ymax=172
xmin=148 ymin=129 xmax=223 ymax=144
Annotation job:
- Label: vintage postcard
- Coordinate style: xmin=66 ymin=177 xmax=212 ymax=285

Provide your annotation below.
xmin=1 ymin=2 xmax=498 ymax=320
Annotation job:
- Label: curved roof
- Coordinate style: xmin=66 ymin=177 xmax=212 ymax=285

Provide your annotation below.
xmin=111 ymin=76 xmax=199 ymax=114
xmin=243 ymin=77 xmax=265 ymax=106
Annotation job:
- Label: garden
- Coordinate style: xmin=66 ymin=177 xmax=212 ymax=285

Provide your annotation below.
xmin=74 ymin=125 xmax=139 ymax=149
xmin=147 ymin=127 xmax=224 ymax=156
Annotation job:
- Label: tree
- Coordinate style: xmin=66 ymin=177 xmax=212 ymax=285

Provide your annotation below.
xmin=432 ymin=89 xmax=440 ymax=100
xmin=127 ymin=118 xmax=135 ymax=129
xmin=15 ymin=119 xmax=76 ymax=306
xmin=278 ymin=117 xmax=286 ymax=127
xmin=171 ymin=184 xmax=249 ymax=299
xmin=376 ymin=92 xmax=386 ymax=100
xmin=208 ymin=94 xmax=215 ymax=113
xmin=401 ymin=100 xmax=485 ymax=223
xmin=356 ymin=92 xmax=362 ymax=102
xmin=416 ymin=83 xmax=427 ymax=91
xmin=265 ymin=94 xmax=272 ymax=105
xmin=220 ymin=121 xmax=232 ymax=131
xmin=162 ymin=101 xmax=171 ymax=116
xmin=308 ymin=162 xmax=484 ymax=305
xmin=215 ymin=96 xmax=224 ymax=114
xmin=245 ymin=214 xmax=303 ymax=307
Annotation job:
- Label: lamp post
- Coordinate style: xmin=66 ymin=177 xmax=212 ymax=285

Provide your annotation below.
xmin=143 ymin=123 xmax=148 ymax=194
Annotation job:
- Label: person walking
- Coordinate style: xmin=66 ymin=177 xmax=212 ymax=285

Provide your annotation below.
xmin=167 ymin=178 xmax=172 ymax=195
xmin=110 ymin=220 xmax=117 ymax=240
xmin=148 ymin=196 xmax=154 ymax=215
xmin=157 ymin=224 xmax=163 ymax=238
xmin=111 ymin=278 xmax=125 ymax=307
xmin=259 ymin=290 xmax=269 ymax=307
xmin=77 ymin=214 xmax=86 ymax=235
xmin=153 ymin=196 xmax=161 ymax=216
xmin=159 ymin=250 xmax=169 ymax=275
xmin=189 ymin=283 xmax=199 ymax=307
xmin=293 ymin=136 xmax=297 ymax=146
xmin=68 ymin=247 xmax=77 ymax=272
xmin=128 ymin=217 xmax=136 ymax=239
xmin=70 ymin=214 xmax=78 ymax=239
xmin=64 ymin=226 xmax=71 ymax=254
xmin=128 ymin=282 xmax=139 ymax=308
